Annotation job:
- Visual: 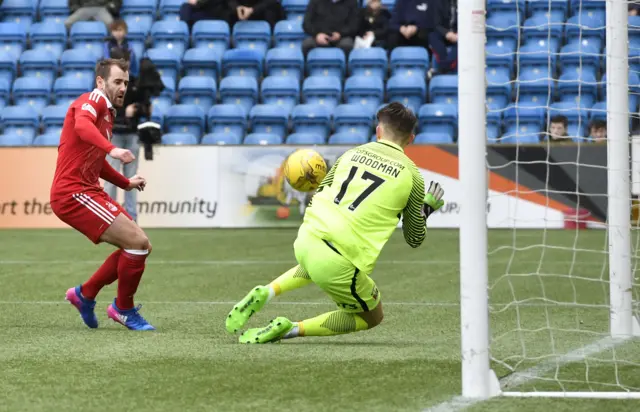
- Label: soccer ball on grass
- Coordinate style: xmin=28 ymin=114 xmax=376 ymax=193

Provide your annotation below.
xmin=283 ymin=149 xmax=328 ymax=192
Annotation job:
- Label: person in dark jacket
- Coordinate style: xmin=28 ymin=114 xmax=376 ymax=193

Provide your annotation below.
xmin=65 ymin=0 xmax=121 ymax=29
xmin=302 ymin=0 xmax=360 ymax=56
xmin=356 ymin=0 xmax=391 ymax=48
xmin=229 ymin=0 xmax=286 ymax=28
xmin=427 ymin=0 xmax=457 ymax=76
xmin=387 ymin=0 xmax=430 ymax=49
xmin=104 ymin=20 xmax=139 ymax=78
xmin=180 ymin=0 xmax=234 ymax=29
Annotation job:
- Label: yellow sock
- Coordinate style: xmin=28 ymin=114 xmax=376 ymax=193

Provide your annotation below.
xmin=298 ymin=310 xmax=369 ymax=337
xmin=268 ymin=265 xmax=312 ymax=298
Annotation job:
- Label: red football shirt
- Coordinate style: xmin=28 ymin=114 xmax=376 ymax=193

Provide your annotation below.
xmin=51 ymin=89 xmax=129 ymax=201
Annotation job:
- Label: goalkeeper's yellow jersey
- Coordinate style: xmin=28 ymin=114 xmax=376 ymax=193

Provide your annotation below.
xmin=300 ymin=140 xmax=427 ymax=274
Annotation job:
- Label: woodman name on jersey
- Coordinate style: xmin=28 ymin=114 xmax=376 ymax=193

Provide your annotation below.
xmin=349 ymin=148 xmax=405 ymax=178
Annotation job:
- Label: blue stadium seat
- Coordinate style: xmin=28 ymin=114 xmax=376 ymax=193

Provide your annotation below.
xmin=528 ymin=0 xmax=568 ymax=20
xmin=414 ymin=133 xmax=454 ymax=144
xmin=250 ymin=105 xmax=289 ymax=138
xmin=192 ymin=20 xmax=231 ymax=52
xmin=328 ymin=132 xmax=369 ymax=145
xmin=54 ymin=76 xmax=93 ymax=106
xmin=41 ymin=105 xmax=68 ymax=134
xmin=165 ymin=104 xmax=206 ymax=139
xmin=501 ymin=105 xmax=545 ymax=144
xmin=522 ymin=15 xmax=563 ymax=51
xmin=418 ymin=104 xmax=457 ymax=138
xmin=486 ymin=0 xmax=525 ymax=25
xmin=565 ymin=15 xmax=605 ymax=50
xmin=282 ymin=0 xmax=308 ymax=22
xmin=243 ymin=133 xmax=282 ymax=145
xmin=486 ymin=110 xmax=502 ymax=141
xmin=486 ymin=71 xmax=511 ymax=110
xmin=601 ymin=72 xmax=640 ymax=113
xmin=201 ymin=133 xmax=242 ymax=145
xmin=0 ymin=132 xmax=32 ymax=146
xmin=30 ymin=22 xmax=67 ymax=60
xmin=208 ymin=104 xmax=247 ymax=138
xmin=33 ymin=132 xmax=61 ymax=146
xmin=333 ymin=104 xmax=374 ymax=138
xmin=183 ymin=48 xmax=221 ymax=79
xmin=38 ymin=0 xmax=69 ymax=24
xmin=291 ymin=104 xmax=332 ymax=138
xmin=558 ymin=42 xmax=600 ymax=77
xmin=344 ymin=76 xmax=384 ymax=111
xmin=150 ymin=104 xmax=166 ymax=126
xmin=390 ymin=47 xmax=430 ymax=78
xmin=307 ymin=48 xmax=346 ymax=79
xmin=162 ymin=133 xmax=199 ymax=145
xmin=70 ymin=22 xmax=107 ymax=59
xmin=429 ymin=75 xmax=458 ymax=105
xmin=266 ymin=47 xmax=304 ymax=80
xmin=348 ymin=47 xmax=388 ymax=79
xmin=0 ymin=51 xmax=17 ymax=85
xmin=574 ymin=10 xmax=605 ymax=25
xmin=515 ymin=70 xmax=555 ymax=105
xmin=274 ymin=20 xmax=305 ymax=49
xmin=589 ymin=101 xmax=606 ymax=122
xmin=151 ymin=20 xmax=189 ymax=57
xmin=19 ymin=50 xmax=58 ymax=84
xmin=222 ymin=48 xmax=264 ymax=78
xmin=630 ymin=16 xmax=640 ymax=50
xmin=302 ymin=76 xmax=342 ymax=108
xmin=0 ymin=22 xmax=26 ymax=59
xmin=0 ymin=78 xmax=9 ymax=109
xmin=1 ymin=105 xmax=39 ymax=142
xmin=286 ymin=133 xmax=325 ymax=144
xmin=152 ymin=76 xmax=176 ymax=113
xmin=261 ymin=76 xmax=300 ymax=114
xmin=570 ymin=0 xmax=605 ymax=18
xmin=146 ymin=48 xmax=181 ymax=80
xmin=485 ymin=15 xmax=519 ymax=52
xmin=219 ymin=76 xmax=259 ymax=114
xmin=557 ymin=71 xmax=597 ymax=107
xmin=121 ymin=0 xmax=156 ymax=19
xmin=159 ymin=0 xmax=184 ymax=20
xmin=61 ymin=49 xmax=99 ymax=78
xmin=386 ymin=75 xmax=426 ymax=114
xmin=548 ymin=102 xmax=589 ymax=141
xmin=125 ymin=17 xmax=151 ymax=59
xmin=381 ymin=0 xmax=395 ymax=10
xmin=1 ymin=0 xmax=37 ymax=29
xmin=517 ymin=42 xmax=557 ymax=76
xmin=178 ymin=76 xmax=217 ymax=112
xmin=12 ymin=77 xmax=51 ymax=113
xmin=233 ymin=20 xmax=271 ymax=53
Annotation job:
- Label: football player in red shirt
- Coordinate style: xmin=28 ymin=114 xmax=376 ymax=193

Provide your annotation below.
xmin=51 ymin=58 xmax=155 ymax=331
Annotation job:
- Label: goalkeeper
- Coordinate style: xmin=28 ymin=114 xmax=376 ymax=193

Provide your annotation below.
xmin=225 ymin=102 xmax=445 ymax=343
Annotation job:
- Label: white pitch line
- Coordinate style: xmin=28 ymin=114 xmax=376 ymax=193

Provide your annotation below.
xmin=0 ymin=259 xmax=612 ymax=265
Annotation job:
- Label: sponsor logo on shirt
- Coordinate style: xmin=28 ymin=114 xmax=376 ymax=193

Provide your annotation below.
xmin=81 ymin=103 xmax=97 ymax=117
xmin=417 ymin=3 xmax=427 ymax=11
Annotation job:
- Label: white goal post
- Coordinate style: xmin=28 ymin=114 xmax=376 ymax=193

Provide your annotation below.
xmin=458 ymin=0 xmax=640 ymax=400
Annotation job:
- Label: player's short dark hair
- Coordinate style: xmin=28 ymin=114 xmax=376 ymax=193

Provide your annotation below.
xmin=95 ymin=58 xmax=130 ymax=80
xmin=377 ymin=102 xmax=417 ymax=141
xmin=550 ymin=115 xmax=568 ymax=128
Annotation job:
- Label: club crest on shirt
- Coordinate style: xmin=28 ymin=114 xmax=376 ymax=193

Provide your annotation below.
xmin=81 ymin=103 xmax=97 ymax=117
xmin=105 ymin=201 xmax=118 ymax=212
xmin=104 ymin=114 xmax=110 ymax=122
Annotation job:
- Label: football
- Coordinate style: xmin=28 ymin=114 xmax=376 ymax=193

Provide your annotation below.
xmin=283 ymin=149 xmax=328 ymax=192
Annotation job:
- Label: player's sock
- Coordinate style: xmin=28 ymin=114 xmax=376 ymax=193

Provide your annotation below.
xmin=267 ymin=265 xmax=312 ymax=301
xmin=292 ymin=311 xmax=369 ymax=337
xmin=116 ymin=249 xmax=149 ymax=310
xmin=81 ymin=249 xmax=122 ymax=300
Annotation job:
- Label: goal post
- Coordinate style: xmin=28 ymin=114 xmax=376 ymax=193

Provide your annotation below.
xmin=458 ymin=0 xmax=640 ymax=400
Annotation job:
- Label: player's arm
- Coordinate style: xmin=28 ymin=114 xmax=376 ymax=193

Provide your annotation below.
xmin=100 ymin=159 xmax=130 ymax=189
xmin=74 ymin=97 xmax=115 ymax=153
xmin=402 ymin=165 xmax=427 ymax=248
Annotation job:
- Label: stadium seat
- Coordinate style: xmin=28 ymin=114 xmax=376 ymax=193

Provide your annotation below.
xmin=150 ymin=104 xmax=166 ymax=126
xmin=501 ymin=105 xmax=545 ymax=144
xmin=381 ymin=0 xmax=395 ymax=10
xmin=125 ymin=18 xmax=151 ymax=60
xmin=414 ymin=132 xmax=454 ymax=144
xmin=486 ymin=71 xmax=512 ymax=110
xmin=286 ymin=133 xmax=325 ymax=144
xmin=208 ymin=104 xmax=247 ymax=138
xmin=0 ymin=132 xmax=32 ymax=146
xmin=41 ymin=105 xmax=68 ymax=134
xmin=522 ymin=15 xmax=563 ymax=51
xmin=570 ymin=0 xmax=605 ymax=18
xmin=121 ymin=0 xmax=156 ymax=20
xmin=274 ymin=20 xmax=305 ymax=49
xmin=261 ymin=76 xmax=300 ymax=114
xmin=152 ymin=76 xmax=176 ymax=113
xmin=250 ymin=105 xmax=289 ymax=138
xmin=517 ymin=43 xmax=557 ymax=76
xmin=162 ymin=133 xmax=199 ymax=145
xmin=38 ymin=0 xmax=69 ymax=24
xmin=548 ymin=102 xmax=589 ymax=141
xmin=12 ymin=77 xmax=51 ymax=113
xmin=150 ymin=20 xmax=189 ymax=57
xmin=1 ymin=0 xmax=37 ymax=29
xmin=0 ymin=51 xmax=17 ymax=85
xmin=486 ymin=110 xmax=502 ymax=141
xmin=528 ymin=0 xmax=568 ymax=21
xmin=178 ymin=76 xmax=217 ymax=112
xmin=601 ymin=72 xmax=640 ymax=113
xmin=589 ymin=101 xmax=606 ymax=122
xmin=485 ymin=15 xmax=519 ymax=52
xmin=159 ymin=0 xmax=184 ymax=20
xmin=19 ymin=50 xmax=58 ymax=84
xmin=146 ymin=48 xmax=181 ymax=80
xmin=557 ymin=71 xmax=597 ymax=107
xmin=558 ymin=42 xmax=600 ymax=77
xmin=348 ymin=47 xmax=388 ymax=79
xmin=219 ymin=76 xmax=259 ymax=114
xmin=54 ymin=76 xmax=93 ymax=106
xmin=418 ymin=104 xmax=457 ymax=137
xmin=515 ymin=70 xmax=555 ymax=106
xmin=33 ymin=132 xmax=61 ymax=146
xmin=192 ymin=20 xmax=231 ymax=52
xmin=30 ymin=22 xmax=67 ymax=60
xmin=1 ymin=105 xmax=39 ymax=142
xmin=70 ymin=22 xmax=107 ymax=59
xmin=164 ymin=104 xmax=206 ymax=139
xmin=232 ymin=20 xmax=271 ymax=53
xmin=302 ymin=76 xmax=342 ymax=108
xmin=307 ymin=48 xmax=346 ymax=78
xmin=0 ymin=22 xmax=26 ymax=59
xmin=390 ymin=47 xmax=429 ymax=78
xmin=243 ymin=133 xmax=282 ymax=145
xmin=222 ymin=48 xmax=264 ymax=78
xmin=282 ymin=0 xmax=308 ymax=21
xmin=201 ymin=132 xmax=242 ymax=145
xmin=333 ymin=104 xmax=374 ymax=138
xmin=344 ymin=76 xmax=384 ymax=110
xmin=328 ymin=132 xmax=369 ymax=145
xmin=565 ymin=15 xmax=605 ymax=50
xmin=386 ymin=75 xmax=426 ymax=113
xmin=429 ymin=75 xmax=458 ymax=105
xmin=291 ymin=104 xmax=332 ymax=138
xmin=60 ymin=49 xmax=99 ymax=79
xmin=486 ymin=0 xmax=525 ymax=25
xmin=183 ymin=48 xmax=221 ymax=79
xmin=266 ymin=47 xmax=304 ymax=80
xmin=0 ymin=79 xmax=9 ymax=109
xmin=630 ymin=16 xmax=640 ymax=50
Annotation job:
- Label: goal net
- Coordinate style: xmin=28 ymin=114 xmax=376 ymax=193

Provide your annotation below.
xmin=458 ymin=0 xmax=640 ymax=399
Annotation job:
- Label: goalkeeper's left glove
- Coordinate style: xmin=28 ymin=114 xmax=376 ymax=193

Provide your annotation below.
xmin=423 ymin=181 xmax=445 ymax=219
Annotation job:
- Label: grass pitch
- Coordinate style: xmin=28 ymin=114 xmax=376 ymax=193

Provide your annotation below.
xmin=0 ymin=228 xmax=638 ymax=411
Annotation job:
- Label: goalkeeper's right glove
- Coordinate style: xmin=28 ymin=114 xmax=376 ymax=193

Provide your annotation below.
xmin=423 ymin=181 xmax=445 ymax=219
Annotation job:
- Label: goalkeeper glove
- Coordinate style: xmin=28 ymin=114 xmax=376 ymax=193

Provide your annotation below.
xmin=423 ymin=181 xmax=445 ymax=219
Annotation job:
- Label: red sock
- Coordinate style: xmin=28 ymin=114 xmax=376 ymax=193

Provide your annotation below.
xmin=81 ymin=250 xmax=121 ymax=300
xmin=116 ymin=250 xmax=148 ymax=310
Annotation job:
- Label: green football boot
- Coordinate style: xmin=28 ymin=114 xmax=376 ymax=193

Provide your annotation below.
xmin=225 ymin=285 xmax=270 ymax=334
xmin=239 ymin=317 xmax=294 ymax=344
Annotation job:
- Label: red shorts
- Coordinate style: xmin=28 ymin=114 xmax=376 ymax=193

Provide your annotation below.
xmin=51 ymin=191 xmax=132 ymax=244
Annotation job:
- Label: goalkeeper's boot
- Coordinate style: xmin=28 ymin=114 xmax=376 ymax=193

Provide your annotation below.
xmin=225 ymin=285 xmax=270 ymax=334
xmin=239 ymin=317 xmax=294 ymax=344
xmin=107 ymin=300 xmax=155 ymax=331
xmin=65 ymin=286 xmax=98 ymax=329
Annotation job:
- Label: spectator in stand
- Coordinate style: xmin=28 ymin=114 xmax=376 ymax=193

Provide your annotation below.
xmin=387 ymin=0 xmax=430 ymax=49
xmin=588 ymin=120 xmax=607 ymax=142
xmin=104 ymin=20 xmax=139 ymax=78
xmin=301 ymin=0 xmax=360 ymax=56
xmin=229 ymin=0 xmax=285 ymax=29
xmin=66 ymin=0 xmax=121 ymax=29
xmin=354 ymin=0 xmax=391 ymax=49
xmin=548 ymin=115 xmax=571 ymax=143
xmin=630 ymin=2 xmax=640 ymax=15
xmin=427 ymin=0 xmax=457 ymax=77
xmin=180 ymin=0 xmax=234 ymax=29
